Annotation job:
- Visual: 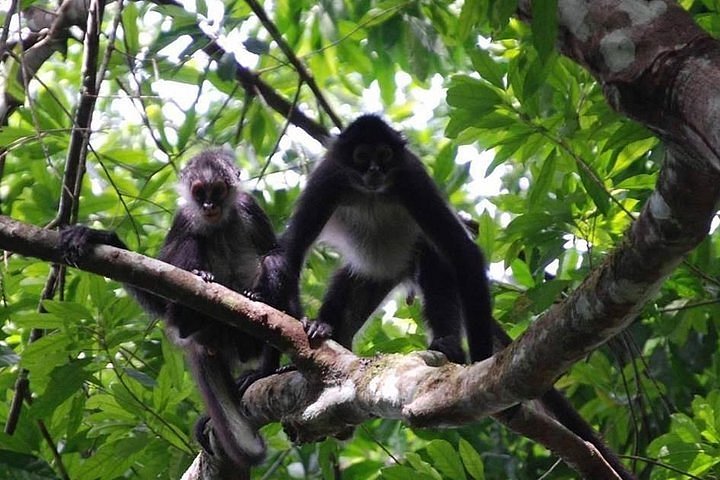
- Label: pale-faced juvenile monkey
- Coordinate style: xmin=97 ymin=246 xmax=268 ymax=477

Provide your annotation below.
xmin=258 ymin=114 xmax=494 ymax=363
xmin=61 ymin=150 xmax=290 ymax=470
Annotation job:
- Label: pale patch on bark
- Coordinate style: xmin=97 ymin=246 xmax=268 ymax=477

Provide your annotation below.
xmin=302 ymin=380 xmax=356 ymax=420
xmin=600 ymin=31 xmax=636 ymax=73
xmin=558 ymin=0 xmax=591 ymax=41
xmin=618 ymin=0 xmax=667 ymax=26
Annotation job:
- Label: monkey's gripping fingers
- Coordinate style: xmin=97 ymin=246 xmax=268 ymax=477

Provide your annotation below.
xmin=235 ymin=370 xmax=265 ymax=396
xmin=302 ymin=317 xmax=333 ymax=342
xmin=59 ymin=225 xmax=126 ymax=266
xmin=194 ymin=415 xmax=215 ymax=455
xmin=235 ymin=364 xmax=298 ymax=397
xmin=191 ymin=269 xmax=215 ymax=283
xmin=241 ymin=288 xmax=264 ymax=302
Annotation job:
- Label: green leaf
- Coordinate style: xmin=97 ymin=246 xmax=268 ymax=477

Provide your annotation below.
xmin=0 ymin=126 xmax=35 ymax=147
xmin=0 ymin=450 xmax=55 ymax=480
xmin=526 ymin=280 xmax=571 ymax=313
xmin=615 ymin=174 xmax=656 ymax=191
xmin=576 ymin=163 xmax=610 ymax=215
xmin=522 ymin=54 xmax=554 ymax=99
xmin=528 ymin=150 xmax=557 ymax=207
xmin=446 ymin=75 xmax=503 ymax=113
xmin=125 ymin=368 xmax=157 ymax=388
xmin=489 ymin=0 xmax=518 ymax=29
xmin=425 ymin=440 xmax=467 ymax=480
xmin=41 ymin=300 xmax=94 ymax=322
xmin=476 ymin=211 xmax=497 ymax=262
xmin=12 ymin=312 xmax=65 ymax=330
xmin=458 ymin=0 xmax=484 ymax=43
xmin=30 ymin=359 xmax=92 ymax=419
xmin=177 ymin=105 xmax=197 ymax=151
xmin=510 ymin=258 xmax=534 ymax=289
xmin=121 ymin=3 xmax=140 ymax=54
xmin=376 ymin=50 xmax=397 ymax=106
xmin=469 ymin=48 xmax=504 ymax=89
xmin=381 ymin=465 xmax=436 ymax=480
xmin=358 ymin=1 xmax=404 ymax=27
xmin=458 ymin=439 xmax=485 ymax=480
xmin=20 ymin=334 xmax=72 ymax=383
xmin=532 ymin=0 xmax=558 ymax=61
xmin=405 ymin=452 xmax=442 ymax=480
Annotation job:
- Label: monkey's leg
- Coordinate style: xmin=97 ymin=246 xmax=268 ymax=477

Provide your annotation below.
xmin=312 ymin=265 xmax=395 ymax=348
xmin=233 ymin=345 xmax=286 ymax=395
xmin=415 ymin=243 xmax=466 ymax=364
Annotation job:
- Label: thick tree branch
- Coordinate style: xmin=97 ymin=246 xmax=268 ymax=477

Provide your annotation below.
xmin=502 ymin=0 xmax=720 ymax=402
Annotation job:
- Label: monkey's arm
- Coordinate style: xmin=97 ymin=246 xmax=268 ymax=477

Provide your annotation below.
xmin=279 ymin=163 xmax=348 ymax=273
xmin=60 ymin=226 xmax=167 ymax=317
xmin=238 ymin=192 xmax=278 ymax=255
xmin=394 ymin=159 xmax=494 ymax=361
xmin=255 ymin=161 xmax=348 ymax=314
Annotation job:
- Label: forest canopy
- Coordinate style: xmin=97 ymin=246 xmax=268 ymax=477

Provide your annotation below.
xmin=1 ymin=0 xmax=720 ymax=479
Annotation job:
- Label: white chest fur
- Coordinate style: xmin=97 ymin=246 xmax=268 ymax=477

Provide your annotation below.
xmin=320 ymin=198 xmax=420 ymax=279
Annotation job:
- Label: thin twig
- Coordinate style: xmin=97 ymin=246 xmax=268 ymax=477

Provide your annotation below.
xmin=62 ymin=0 xmax=104 ymax=227
xmin=256 ymin=78 xmax=304 ymax=183
xmin=244 ymin=0 xmax=342 ymax=130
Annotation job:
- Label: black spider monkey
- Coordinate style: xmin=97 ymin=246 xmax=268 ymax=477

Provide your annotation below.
xmin=61 ymin=150 xmax=295 ymax=471
xmin=257 ymin=115 xmax=635 ymax=479
xmin=258 ymin=114 xmax=494 ymax=364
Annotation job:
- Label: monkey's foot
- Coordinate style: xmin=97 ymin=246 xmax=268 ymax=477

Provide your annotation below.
xmin=194 ymin=415 xmax=215 ymax=455
xmin=191 ymin=269 xmax=215 ymax=282
xmin=428 ymin=335 xmax=466 ymax=364
xmin=235 ymin=370 xmax=266 ymax=396
xmin=242 ymin=288 xmax=263 ymax=302
xmin=301 ymin=317 xmax=333 ymax=341
xmin=235 ymin=364 xmax=297 ymax=395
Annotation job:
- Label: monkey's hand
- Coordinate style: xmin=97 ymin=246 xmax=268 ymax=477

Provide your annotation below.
xmin=191 ymin=269 xmax=215 ymax=283
xmin=60 ymin=225 xmax=126 ymax=266
xmin=302 ymin=317 xmax=333 ymax=342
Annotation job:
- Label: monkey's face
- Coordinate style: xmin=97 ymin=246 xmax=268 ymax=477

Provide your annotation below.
xmin=351 ymin=143 xmax=395 ymax=192
xmin=190 ymin=180 xmax=229 ymax=223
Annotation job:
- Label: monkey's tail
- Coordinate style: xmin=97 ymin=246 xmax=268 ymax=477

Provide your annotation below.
xmin=188 ymin=347 xmax=266 ymax=468
xmin=490 ymin=323 xmax=635 ymax=480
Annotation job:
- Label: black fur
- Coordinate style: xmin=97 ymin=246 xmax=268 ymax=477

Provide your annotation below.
xmin=261 ymin=114 xmax=493 ymax=363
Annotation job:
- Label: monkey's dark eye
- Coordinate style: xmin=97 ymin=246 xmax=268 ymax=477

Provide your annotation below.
xmin=191 ymin=181 xmax=206 ymax=202
xmin=353 ymin=144 xmax=372 ymax=168
xmin=376 ymin=144 xmax=393 ymax=164
xmin=210 ymin=182 xmax=228 ymax=202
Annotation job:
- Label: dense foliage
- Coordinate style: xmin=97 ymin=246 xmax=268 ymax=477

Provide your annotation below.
xmin=1 ymin=0 xmax=720 ymax=478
